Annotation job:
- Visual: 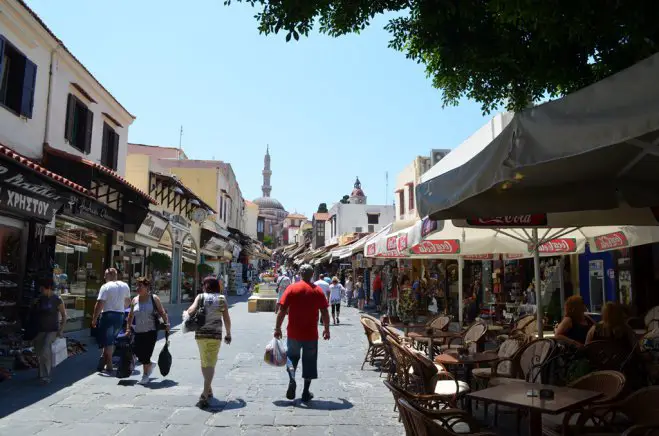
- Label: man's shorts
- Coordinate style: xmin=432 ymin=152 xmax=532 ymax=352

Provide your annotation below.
xmin=286 ymin=338 xmax=319 ymax=380
xmin=98 ymin=311 xmax=124 ymax=347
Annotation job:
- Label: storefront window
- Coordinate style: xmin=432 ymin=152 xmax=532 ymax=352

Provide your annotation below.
xmin=150 ymin=248 xmax=172 ymax=303
xmin=181 ymin=234 xmax=197 ymax=302
xmin=53 ymin=219 xmax=109 ymax=332
xmin=0 ymin=221 xmax=23 ymax=333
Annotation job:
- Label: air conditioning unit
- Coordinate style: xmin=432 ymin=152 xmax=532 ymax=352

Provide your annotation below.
xmin=430 ymin=149 xmax=451 ymax=166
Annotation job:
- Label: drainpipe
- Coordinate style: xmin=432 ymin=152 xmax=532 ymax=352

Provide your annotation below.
xmin=43 ymin=47 xmax=58 ymax=149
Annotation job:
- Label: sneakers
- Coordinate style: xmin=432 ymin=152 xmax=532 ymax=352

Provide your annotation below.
xmin=137 ymin=375 xmax=149 ymax=385
xmin=146 ymin=363 xmax=157 ymax=379
xmin=286 ymin=380 xmax=296 ymax=400
xmin=138 ymin=363 xmax=156 ymax=385
xmin=301 ymin=391 xmax=314 ymax=403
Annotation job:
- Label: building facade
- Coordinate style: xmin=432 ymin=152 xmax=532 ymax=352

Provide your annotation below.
xmin=283 ymin=213 xmax=308 ymax=245
xmin=243 ymin=200 xmax=259 ymax=240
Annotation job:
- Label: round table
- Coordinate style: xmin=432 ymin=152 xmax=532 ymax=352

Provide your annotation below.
xmin=408 ymin=330 xmax=461 ymax=359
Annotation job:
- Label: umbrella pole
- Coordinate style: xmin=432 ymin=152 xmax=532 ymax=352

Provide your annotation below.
xmin=458 ymin=257 xmax=464 ymax=327
xmin=533 ymin=228 xmax=543 ymax=338
xmin=559 ymin=256 xmax=566 ymax=317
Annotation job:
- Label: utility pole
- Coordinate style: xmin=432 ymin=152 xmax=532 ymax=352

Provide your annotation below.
xmin=178 ymin=126 xmax=183 ymax=159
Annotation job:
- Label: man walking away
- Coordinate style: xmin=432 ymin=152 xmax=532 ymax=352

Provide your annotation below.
xmin=92 ymin=268 xmax=131 ymax=373
xmin=274 ymin=264 xmax=330 ymax=402
xmin=314 ymin=274 xmax=331 ymax=300
xmin=275 ymin=274 xmax=292 ymax=314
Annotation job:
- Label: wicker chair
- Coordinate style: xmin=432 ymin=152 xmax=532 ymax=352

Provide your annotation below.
xmin=497 ymin=314 xmax=536 ymax=341
xmin=447 ymin=322 xmax=487 ymax=353
xmin=360 ymin=316 xmax=386 ymax=370
xmin=566 ymin=386 xmax=659 ymax=435
xmin=644 ymin=306 xmax=659 ymax=332
xmin=542 ymin=370 xmax=627 ymax=436
xmin=384 ymin=379 xmax=453 ymax=412
xmin=472 ymin=337 xmax=527 ymax=383
xmin=412 ymin=315 xmax=453 ymax=355
xmin=397 ymin=398 xmax=497 ymax=436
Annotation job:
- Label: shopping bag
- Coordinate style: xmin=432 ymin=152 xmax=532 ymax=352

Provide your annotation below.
xmin=182 ymin=295 xmax=205 ymax=333
xmin=264 ymin=338 xmax=287 ymax=367
xmin=158 ymin=331 xmax=172 ymax=376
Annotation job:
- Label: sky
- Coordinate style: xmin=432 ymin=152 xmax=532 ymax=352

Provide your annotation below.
xmin=27 ymin=0 xmax=489 ymax=218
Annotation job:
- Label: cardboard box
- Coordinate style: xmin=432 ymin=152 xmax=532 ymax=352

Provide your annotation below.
xmin=51 ymin=337 xmax=67 ymax=368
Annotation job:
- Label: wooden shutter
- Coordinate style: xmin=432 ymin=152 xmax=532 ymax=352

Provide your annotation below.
xmin=20 ymin=59 xmax=37 ymax=118
xmin=111 ymin=130 xmax=119 ymax=171
xmin=100 ymin=123 xmax=109 ymax=165
xmin=84 ymin=108 xmax=93 ymax=153
xmin=65 ymin=94 xmax=75 ymax=143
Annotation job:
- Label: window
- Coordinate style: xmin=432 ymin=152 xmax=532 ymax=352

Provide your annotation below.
xmin=398 ymin=191 xmax=405 ymax=216
xmin=65 ymin=93 xmax=93 ymax=153
xmin=257 ymin=219 xmax=264 ymax=233
xmin=368 ymin=224 xmax=375 ymax=232
xmin=219 ymin=196 xmax=224 ymax=221
xmin=355 ymin=227 xmax=363 ymax=233
xmin=101 ymin=123 xmax=119 ymax=170
xmin=367 ymin=214 xmax=379 ymax=225
xmin=0 ymin=36 xmax=37 ymax=118
xmin=316 ymin=222 xmax=324 ymax=237
xmin=408 ymin=184 xmax=415 ymax=211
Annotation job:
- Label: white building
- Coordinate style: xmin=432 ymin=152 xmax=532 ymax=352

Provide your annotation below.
xmin=283 ymin=213 xmax=308 ymax=245
xmin=326 ymin=178 xmax=395 ymax=245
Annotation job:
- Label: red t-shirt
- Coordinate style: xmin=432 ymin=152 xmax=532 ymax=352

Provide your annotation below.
xmin=280 ymin=281 xmax=329 ymax=341
xmin=373 ymin=275 xmax=383 ymax=292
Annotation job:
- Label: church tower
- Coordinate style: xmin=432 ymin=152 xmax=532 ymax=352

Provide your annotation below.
xmin=349 ymin=176 xmax=367 ymax=204
xmin=262 ymin=145 xmax=272 ymax=197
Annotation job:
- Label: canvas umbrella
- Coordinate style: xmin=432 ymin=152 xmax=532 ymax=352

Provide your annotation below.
xmin=415 ymin=52 xmax=659 ymax=223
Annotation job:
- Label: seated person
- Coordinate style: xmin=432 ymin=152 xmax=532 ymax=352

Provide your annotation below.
xmin=586 ymin=302 xmax=637 ymax=350
xmin=554 ymin=296 xmax=594 ymax=346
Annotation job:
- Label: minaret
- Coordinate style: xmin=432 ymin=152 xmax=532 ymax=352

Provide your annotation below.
xmin=262 ymin=145 xmax=272 ymax=197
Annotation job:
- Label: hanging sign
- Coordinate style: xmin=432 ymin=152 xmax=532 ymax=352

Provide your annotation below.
xmin=366 ymin=242 xmax=376 ymax=256
xmin=0 ymin=186 xmax=57 ymax=220
xmin=386 ymin=236 xmax=397 ymax=251
xmin=63 ymin=194 xmax=123 ymax=229
xmin=463 ymin=254 xmax=495 ymax=260
xmin=137 ymin=213 xmax=168 ymax=241
xmin=421 ymin=217 xmax=439 ymax=237
xmin=531 ymin=238 xmax=577 ymax=254
xmin=467 ymin=214 xmax=548 ymax=227
xmin=411 ymin=239 xmax=460 ymax=254
xmin=593 ymin=232 xmax=629 ymax=251
xmin=397 ymin=234 xmax=409 ymax=252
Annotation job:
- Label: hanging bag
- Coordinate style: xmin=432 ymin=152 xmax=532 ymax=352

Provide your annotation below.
xmin=264 ymin=337 xmax=287 ymax=367
xmin=158 ymin=331 xmax=172 ymax=376
xmin=183 ymin=294 xmax=206 ymax=333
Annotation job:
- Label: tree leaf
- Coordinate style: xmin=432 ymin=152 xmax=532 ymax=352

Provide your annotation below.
xmin=286 ymin=32 xmax=292 ymax=42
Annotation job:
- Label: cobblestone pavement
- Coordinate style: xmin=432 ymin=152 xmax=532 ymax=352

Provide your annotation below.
xmin=0 ymin=297 xmax=403 ymax=435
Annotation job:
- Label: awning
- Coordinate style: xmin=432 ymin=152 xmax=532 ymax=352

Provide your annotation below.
xmin=202 ymin=221 xmax=231 ymax=238
xmin=200 ymin=228 xmax=230 ymax=256
xmin=151 ymin=172 xmax=215 ymax=213
xmin=416 ymin=52 xmax=659 ymax=223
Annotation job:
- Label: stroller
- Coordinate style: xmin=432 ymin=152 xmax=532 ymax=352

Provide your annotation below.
xmin=113 ymin=308 xmax=135 ymax=378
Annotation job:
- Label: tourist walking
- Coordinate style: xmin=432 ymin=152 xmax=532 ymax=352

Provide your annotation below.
xmin=186 ymin=277 xmax=232 ymax=408
xmin=345 ymin=275 xmax=354 ymax=307
xmin=328 ymin=277 xmax=345 ymax=324
xmin=125 ymin=277 xmax=169 ymax=385
xmin=356 ymin=276 xmax=366 ymax=311
xmin=274 ymin=264 xmax=330 ymax=402
xmin=32 ymin=278 xmax=67 ymax=384
xmin=92 ymin=268 xmax=131 ymax=373
xmin=314 ymin=274 xmax=331 ymax=300
xmin=275 ymin=273 xmax=292 ymax=314
xmin=372 ymin=272 xmax=383 ymax=312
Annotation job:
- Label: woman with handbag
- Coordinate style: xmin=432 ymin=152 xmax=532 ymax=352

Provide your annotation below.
xmin=32 ymin=278 xmax=67 ymax=384
xmin=126 ymin=277 xmax=169 ymax=385
xmin=185 ymin=276 xmax=232 ymax=407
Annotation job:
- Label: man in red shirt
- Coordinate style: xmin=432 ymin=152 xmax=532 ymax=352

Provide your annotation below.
xmin=274 ymin=263 xmax=330 ymax=402
xmin=372 ymin=272 xmax=383 ymax=312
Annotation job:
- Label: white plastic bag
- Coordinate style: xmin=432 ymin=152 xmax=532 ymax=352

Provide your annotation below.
xmin=181 ymin=311 xmax=192 ymax=334
xmin=264 ymin=338 xmax=287 ymax=367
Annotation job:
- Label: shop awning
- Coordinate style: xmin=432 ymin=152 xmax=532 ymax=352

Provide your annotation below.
xmin=416 ymin=52 xmax=659 ymax=223
xmin=200 ymin=228 xmax=230 ymax=256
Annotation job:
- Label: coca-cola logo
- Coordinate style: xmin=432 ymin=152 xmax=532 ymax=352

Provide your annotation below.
xmin=411 ymin=240 xmax=460 ymax=255
xmin=463 ymin=254 xmax=494 ymax=260
xmin=366 ymin=243 xmax=376 ymax=256
xmin=397 ymin=235 xmax=408 ymax=252
xmin=504 ymin=253 xmax=525 ymax=260
xmin=467 ymin=214 xmax=547 ymax=227
xmin=594 ymin=232 xmax=628 ymax=251
xmin=531 ymin=238 xmax=577 ymax=253
xmin=379 ymin=251 xmax=406 ymax=258
xmin=386 ymin=236 xmax=397 ymax=251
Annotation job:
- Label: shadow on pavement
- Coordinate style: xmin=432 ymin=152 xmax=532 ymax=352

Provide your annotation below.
xmin=223 ymin=398 xmax=247 ymax=410
xmin=145 ymin=379 xmax=178 ymax=390
xmin=272 ymin=398 xmax=353 ymax=410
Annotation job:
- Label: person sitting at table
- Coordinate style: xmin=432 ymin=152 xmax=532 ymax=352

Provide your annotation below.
xmin=585 ymin=302 xmax=637 ymax=350
xmin=554 ymin=295 xmax=594 ymax=346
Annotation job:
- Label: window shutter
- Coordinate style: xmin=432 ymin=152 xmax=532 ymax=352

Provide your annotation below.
xmin=20 ymin=59 xmax=37 ymax=118
xmin=84 ymin=108 xmax=93 ymax=153
xmin=0 ymin=37 xmax=5 ymax=85
xmin=65 ymin=94 xmax=75 ymax=143
xmin=111 ymin=130 xmax=119 ymax=171
xmin=100 ymin=124 xmax=109 ymax=165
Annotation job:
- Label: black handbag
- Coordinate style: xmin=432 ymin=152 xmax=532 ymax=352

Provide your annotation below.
xmin=150 ymin=294 xmax=167 ymax=331
xmin=184 ymin=294 xmax=206 ymax=331
xmin=158 ymin=331 xmax=172 ymax=376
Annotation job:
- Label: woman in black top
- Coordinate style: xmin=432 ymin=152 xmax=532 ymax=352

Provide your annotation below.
xmin=554 ymin=295 xmax=593 ymax=346
xmin=33 ymin=278 xmax=67 ymax=384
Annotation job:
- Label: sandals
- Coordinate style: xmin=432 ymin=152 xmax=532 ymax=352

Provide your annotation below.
xmin=197 ymin=394 xmax=209 ymax=408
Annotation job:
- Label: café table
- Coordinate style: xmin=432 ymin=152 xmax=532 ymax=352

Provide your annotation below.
xmin=436 ymin=350 xmax=499 ymax=412
xmin=408 ymin=330 xmax=461 ymax=359
xmin=467 ymin=381 xmax=602 ymax=436
xmin=388 ymin=322 xmax=428 ymax=337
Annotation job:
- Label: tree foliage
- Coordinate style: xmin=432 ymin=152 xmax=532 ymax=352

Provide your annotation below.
xmin=317 ymin=203 xmax=329 ymax=213
xmin=263 ymin=235 xmax=274 ymax=247
xmin=225 ymin=0 xmax=659 ymax=113
xmin=148 ymin=252 xmax=172 ymax=273
xmin=340 ymin=195 xmax=350 ymax=204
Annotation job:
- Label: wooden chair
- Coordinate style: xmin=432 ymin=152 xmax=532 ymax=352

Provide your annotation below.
xmin=542 ymin=370 xmax=627 ymax=436
xmin=360 ymin=316 xmax=386 ymax=370
xmin=566 ymin=386 xmax=659 ymax=435
xmin=472 ymin=336 xmax=527 ymax=384
xmin=412 ymin=315 xmax=453 ymax=356
xmin=397 ymin=398 xmax=497 ymax=436
xmin=446 ymin=322 xmax=487 ymax=353
xmin=384 ymin=379 xmax=452 ymax=413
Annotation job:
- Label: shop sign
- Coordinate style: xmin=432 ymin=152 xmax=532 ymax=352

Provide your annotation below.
xmin=466 ymin=214 xmax=548 ymax=227
xmin=377 ymin=250 xmax=407 ymax=258
xmin=63 ymin=194 xmax=123 ymax=228
xmin=421 ymin=218 xmax=439 ymax=237
xmin=203 ymin=236 xmax=227 ymax=253
xmin=594 ymin=231 xmax=629 ymax=251
xmin=0 ymin=186 xmax=57 ymax=220
xmin=0 ymin=163 xmax=64 ymax=200
xmin=137 ymin=213 xmax=168 ymax=241
xmin=386 ymin=236 xmax=397 ymax=251
xmin=532 ymin=238 xmax=577 ymax=254
xmin=504 ymin=253 xmax=525 ymax=260
xmin=463 ymin=254 xmax=495 ymax=260
xmin=397 ymin=234 xmax=408 ymax=252
xmin=411 ymin=239 xmax=460 ymax=254
xmin=366 ymin=243 xmax=376 ymax=256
